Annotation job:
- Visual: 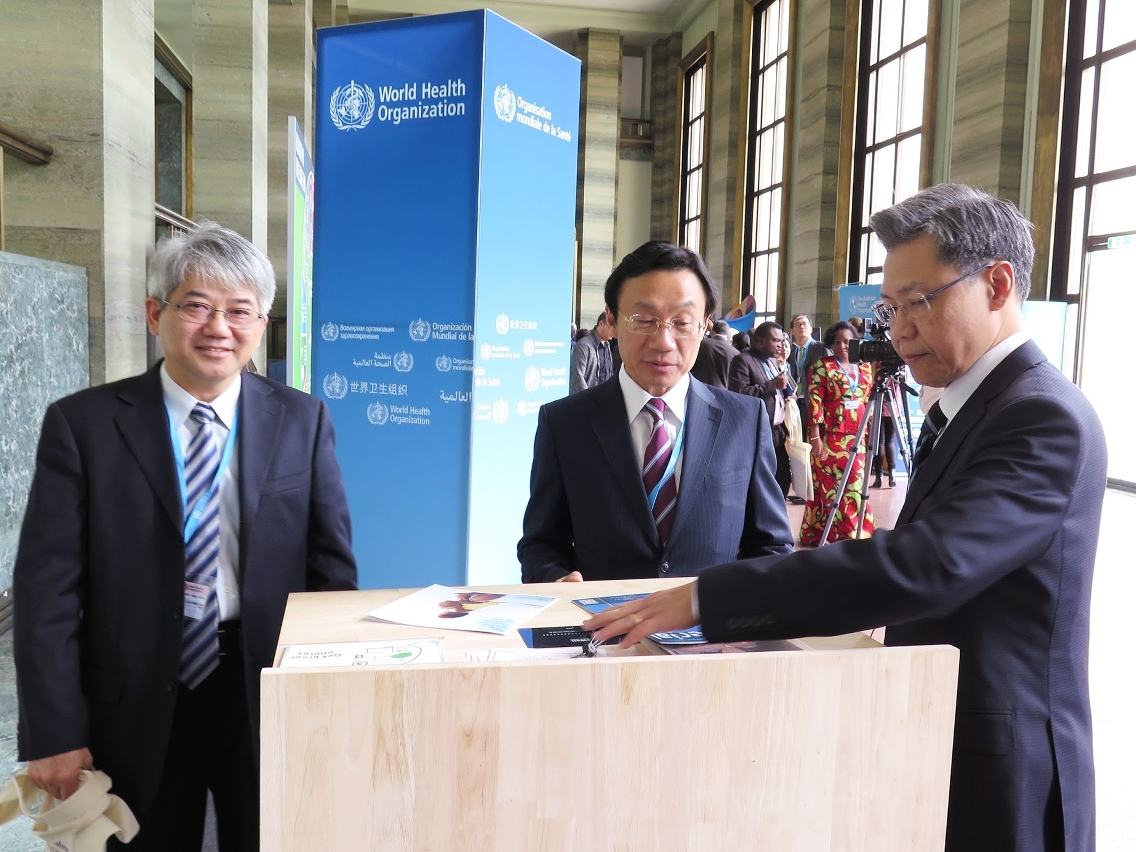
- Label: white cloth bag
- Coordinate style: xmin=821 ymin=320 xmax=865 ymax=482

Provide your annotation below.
xmin=0 ymin=769 xmax=139 ymax=852
xmin=782 ymin=394 xmax=813 ymax=501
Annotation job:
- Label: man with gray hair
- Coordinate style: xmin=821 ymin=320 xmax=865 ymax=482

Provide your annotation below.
xmin=14 ymin=222 xmax=357 ymax=850
xmin=584 ymin=184 xmax=1107 ymax=852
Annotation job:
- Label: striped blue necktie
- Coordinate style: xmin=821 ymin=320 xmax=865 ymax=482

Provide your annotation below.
xmin=181 ymin=403 xmax=222 ymax=689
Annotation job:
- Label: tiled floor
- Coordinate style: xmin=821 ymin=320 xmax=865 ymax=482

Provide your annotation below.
xmin=0 ymin=485 xmax=1131 ymax=850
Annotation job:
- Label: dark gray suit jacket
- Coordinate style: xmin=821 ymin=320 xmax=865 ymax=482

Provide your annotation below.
xmin=518 ymin=375 xmax=794 ymax=582
xmin=696 ymin=341 xmax=1106 ymax=852
xmin=14 ymin=365 xmax=357 ymax=814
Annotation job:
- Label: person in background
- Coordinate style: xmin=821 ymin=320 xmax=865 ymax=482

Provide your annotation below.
xmin=788 ymin=314 xmax=826 ymax=430
xmin=871 ymin=390 xmax=898 ymax=488
xmin=799 ymin=320 xmax=875 ymax=545
xmin=569 ymin=312 xmax=615 ymax=393
xmin=14 ymin=223 xmax=357 ymax=851
xmin=731 ymin=330 xmax=750 ymax=352
xmin=690 ymin=319 xmax=738 ymax=388
xmin=728 ymin=322 xmax=793 ymax=497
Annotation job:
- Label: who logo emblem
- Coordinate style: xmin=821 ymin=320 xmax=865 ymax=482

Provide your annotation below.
xmin=524 ymin=366 xmax=540 ymax=393
xmin=321 ymin=322 xmax=339 ymax=342
xmin=393 ymin=351 xmax=414 ymax=373
xmin=493 ymin=84 xmax=516 ymax=122
xmin=409 ymin=318 xmax=431 ymax=342
xmin=323 ymin=372 xmax=348 ymax=400
xmin=436 ymin=355 xmax=453 ymax=372
xmin=495 ymin=312 xmax=510 ymax=334
xmin=330 ymin=81 xmax=375 ymax=131
xmin=492 ymin=398 xmax=510 ymax=425
xmin=367 ymin=402 xmax=390 ymax=425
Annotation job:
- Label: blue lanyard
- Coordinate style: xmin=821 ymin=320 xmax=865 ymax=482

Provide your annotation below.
xmin=166 ymin=405 xmax=239 ymax=542
xmin=835 ymin=360 xmax=861 ymax=393
xmin=647 ymin=415 xmax=687 ymax=511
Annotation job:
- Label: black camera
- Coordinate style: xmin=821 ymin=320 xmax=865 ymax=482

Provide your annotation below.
xmin=848 ymin=338 xmax=900 ymax=364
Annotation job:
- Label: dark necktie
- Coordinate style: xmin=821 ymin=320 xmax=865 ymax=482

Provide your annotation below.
xmin=181 ymin=403 xmax=222 ymax=689
xmin=642 ymin=399 xmax=678 ymax=544
xmin=910 ymin=401 xmax=947 ymax=481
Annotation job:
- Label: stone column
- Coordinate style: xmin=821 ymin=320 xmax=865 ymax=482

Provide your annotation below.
xmin=703 ymin=0 xmax=749 ymax=308
xmin=575 ymin=28 xmax=622 ymax=325
xmin=0 ymin=0 xmax=155 ymax=385
xmin=650 ymin=33 xmax=683 ymax=243
xmin=268 ymin=0 xmax=314 ymax=313
xmin=786 ymin=0 xmax=850 ymax=330
xmin=192 ymin=0 xmax=269 ymax=252
xmin=948 ymin=0 xmax=1034 ymax=204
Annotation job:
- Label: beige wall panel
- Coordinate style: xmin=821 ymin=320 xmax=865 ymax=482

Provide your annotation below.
xmin=575 ymin=29 xmax=622 ymax=323
xmin=650 ymin=33 xmax=683 ymax=242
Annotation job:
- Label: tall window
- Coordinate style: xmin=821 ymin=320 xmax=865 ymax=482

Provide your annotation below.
xmin=741 ymin=0 xmax=791 ymax=322
xmin=1053 ymin=0 xmax=1136 ymax=489
xmin=848 ymin=0 xmax=931 ymax=284
xmin=678 ymin=38 xmax=712 ymax=253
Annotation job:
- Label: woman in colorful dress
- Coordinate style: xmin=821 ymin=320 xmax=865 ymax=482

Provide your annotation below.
xmin=799 ymin=321 xmax=875 ymax=546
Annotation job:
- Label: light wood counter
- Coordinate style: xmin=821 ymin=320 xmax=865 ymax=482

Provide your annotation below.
xmin=262 ymin=580 xmax=957 ymax=851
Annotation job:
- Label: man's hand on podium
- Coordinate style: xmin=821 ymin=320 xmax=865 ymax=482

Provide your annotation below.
xmin=583 ymin=582 xmax=697 ymax=648
xmin=555 ymin=571 xmax=584 ymax=582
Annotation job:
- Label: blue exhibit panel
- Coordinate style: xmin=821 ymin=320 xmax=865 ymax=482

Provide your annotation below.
xmin=466 ymin=13 xmax=580 ymax=584
xmin=313 ymin=13 xmax=484 ymax=589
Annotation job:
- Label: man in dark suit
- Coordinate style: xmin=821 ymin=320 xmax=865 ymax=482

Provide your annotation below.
xmin=729 ymin=321 xmax=793 ymax=496
xmin=787 ymin=314 xmax=825 ymax=426
xmin=690 ymin=319 xmax=737 ymax=388
xmin=14 ymin=223 xmax=357 ymax=851
xmin=518 ymin=241 xmax=793 ymax=583
xmin=585 ymin=185 xmax=1106 ymax=852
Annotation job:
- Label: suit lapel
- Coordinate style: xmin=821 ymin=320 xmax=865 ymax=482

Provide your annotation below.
xmin=238 ymin=374 xmax=285 ymax=539
xmin=113 ymin=366 xmax=182 ymax=531
xmin=588 ymin=379 xmax=660 ymax=544
xmin=665 ymin=380 xmax=721 ymax=548
xmin=897 ymin=341 xmax=1047 ymax=524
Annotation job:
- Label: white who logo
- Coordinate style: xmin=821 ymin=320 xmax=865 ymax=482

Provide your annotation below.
xmin=523 ymin=339 xmax=535 ymax=357
xmin=366 ymin=402 xmax=390 ymax=425
xmin=436 ymin=355 xmax=452 ymax=372
xmin=409 ymin=319 xmax=431 ymax=342
xmin=393 ymin=351 xmax=414 ymax=373
xmin=321 ymin=322 xmax=339 ymax=342
xmin=517 ymin=400 xmax=528 ymax=417
xmin=493 ymin=84 xmax=517 ymax=122
xmin=330 ymin=81 xmax=375 ymax=131
xmin=323 ymin=372 xmax=348 ymax=400
xmin=480 ymin=343 xmax=492 ymax=360
xmin=524 ymin=366 xmax=540 ymax=393
xmin=495 ymin=312 xmax=510 ymax=334
xmin=492 ymin=398 xmax=509 ymax=425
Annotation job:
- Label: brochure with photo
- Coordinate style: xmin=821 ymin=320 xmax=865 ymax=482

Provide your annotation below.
xmin=366 ymin=584 xmax=558 ymax=635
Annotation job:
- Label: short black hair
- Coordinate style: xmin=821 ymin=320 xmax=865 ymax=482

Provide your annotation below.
xmin=603 ymin=241 xmax=718 ymax=319
xmin=712 ymin=319 xmax=731 ymax=336
xmin=752 ymin=320 xmax=783 ymax=342
xmin=823 ymin=321 xmax=856 ymax=347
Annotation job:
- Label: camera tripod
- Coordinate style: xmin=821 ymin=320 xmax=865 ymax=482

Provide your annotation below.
xmin=818 ymin=365 xmax=917 ymax=546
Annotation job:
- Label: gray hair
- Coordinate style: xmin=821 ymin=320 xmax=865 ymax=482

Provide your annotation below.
xmin=148 ymin=222 xmax=276 ymax=314
xmin=868 ymin=184 xmax=1034 ymax=303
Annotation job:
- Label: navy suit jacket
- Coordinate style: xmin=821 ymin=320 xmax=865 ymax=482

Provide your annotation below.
xmin=696 ymin=341 xmax=1106 ymax=852
xmin=14 ymin=365 xmax=357 ymax=814
xmin=518 ymin=375 xmax=794 ymax=582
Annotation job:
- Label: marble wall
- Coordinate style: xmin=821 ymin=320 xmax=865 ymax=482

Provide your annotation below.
xmin=575 ymin=29 xmax=623 ymax=324
xmin=0 ymin=252 xmax=89 ymax=591
xmin=0 ymin=0 xmax=154 ymax=387
xmin=650 ymin=33 xmax=684 ymax=243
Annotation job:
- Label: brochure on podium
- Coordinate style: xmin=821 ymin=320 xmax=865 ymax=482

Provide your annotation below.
xmin=279 ymin=638 xmax=445 ymax=668
xmin=366 ymin=584 xmax=558 ymax=635
xmin=572 ymin=595 xmax=707 ymax=645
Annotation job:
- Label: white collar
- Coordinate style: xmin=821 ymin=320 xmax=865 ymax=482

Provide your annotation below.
xmin=160 ymin=363 xmax=242 ymax=430
xmin=618 ymin=365 xmax=690 ymax=424
xmin=937 ymin=331 xmax=1030 ymax=422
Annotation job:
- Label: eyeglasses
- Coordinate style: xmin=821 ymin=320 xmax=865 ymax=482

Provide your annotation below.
xmin=619 ymin=313 xmax=707 ymax=339
xmin=159 ymin=298 xmax=265 ymax=329
xmin=871 ymin=263 xmax=994 ymax=325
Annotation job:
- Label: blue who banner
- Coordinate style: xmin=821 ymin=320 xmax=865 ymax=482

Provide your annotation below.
xmin=313 ymin=12 xmax=578 ymax=589
xmin=838 ymin=283 xmax=882 ymax=321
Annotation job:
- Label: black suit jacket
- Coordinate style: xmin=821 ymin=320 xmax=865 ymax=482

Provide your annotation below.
xmin=518 ymin=375 xmax=794 ymax=581
xmin=690 ymin=336 xmax=737 ymax=388
xmin=696 ymin=341 xmax=1106 ymax=851
xmin=14 ymin=365 xmax=357 ymax=813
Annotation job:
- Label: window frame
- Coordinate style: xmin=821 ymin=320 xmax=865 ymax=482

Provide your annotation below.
xmin=677 ymin=35 xmax=713 ymax=255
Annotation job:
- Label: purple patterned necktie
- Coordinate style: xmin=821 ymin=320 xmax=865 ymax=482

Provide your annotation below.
xmin=642 ymin=398 xmax=679 ymax=544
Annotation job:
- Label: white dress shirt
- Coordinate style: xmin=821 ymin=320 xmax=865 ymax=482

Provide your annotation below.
xmin=161 ymin=365 xmax=242 ymax=620
xmin=936 ymin=331 xmax=1030 ymax=436
xmin=618 ymin=366 xmax=690 ymax=488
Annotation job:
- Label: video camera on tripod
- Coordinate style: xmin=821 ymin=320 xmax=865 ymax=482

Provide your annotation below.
xmin=847 ymin=319 xmax=905 ymax=372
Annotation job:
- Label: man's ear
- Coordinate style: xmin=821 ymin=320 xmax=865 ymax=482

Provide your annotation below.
xmin=605 ymin=307 xmax=618 ymax=339
xmin=988 ymin=260 xmax=1017 ymax=310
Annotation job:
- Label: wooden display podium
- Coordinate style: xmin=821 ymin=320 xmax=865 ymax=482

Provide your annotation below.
xmin=261 ymin=580 xmax=959 ymax=851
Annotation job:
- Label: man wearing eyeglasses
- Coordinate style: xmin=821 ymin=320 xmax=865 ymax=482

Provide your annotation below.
xmin=518 ymin=240 xmax=793 ymax=583
xmin=583 ymin=186 xmax=1107 ymax=852
xmin=14 ymin=222 xmax=357 ymax=850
